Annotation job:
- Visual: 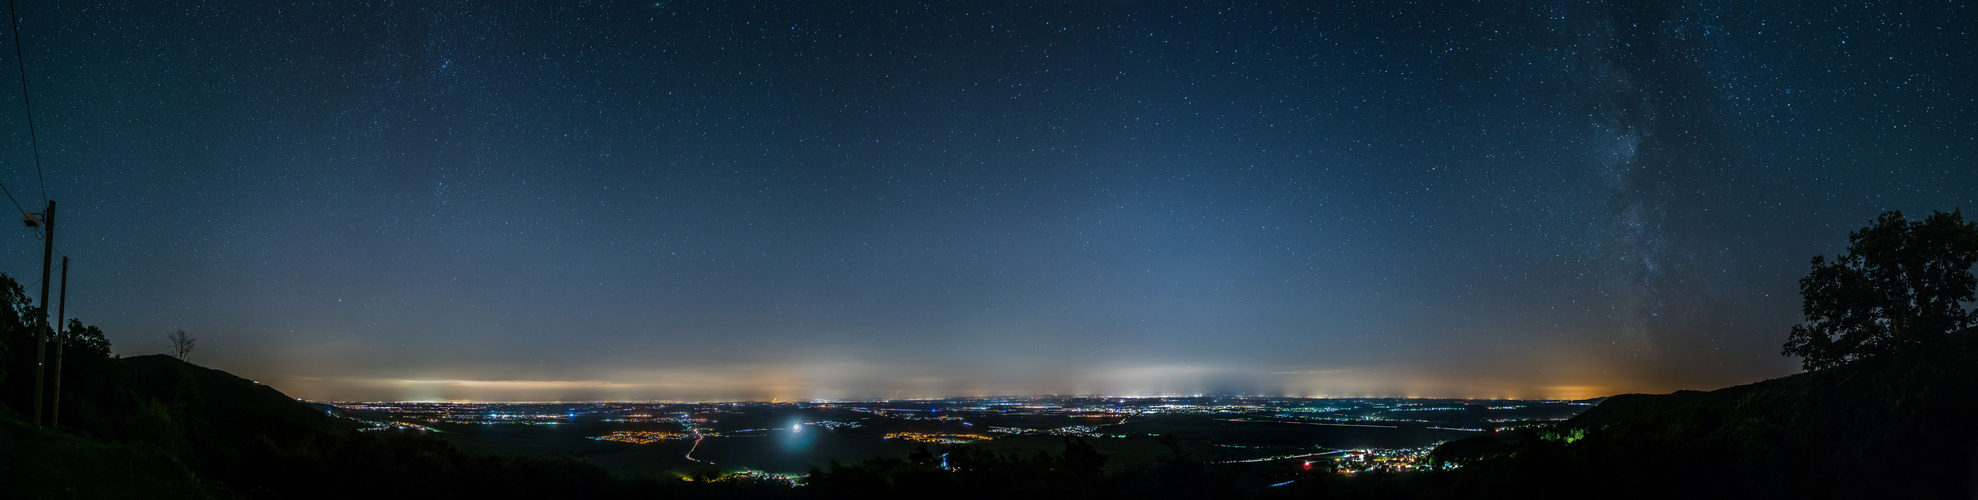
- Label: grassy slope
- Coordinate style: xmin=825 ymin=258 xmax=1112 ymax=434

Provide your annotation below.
xmin=0 ymin=409 xmax=209 ymax=499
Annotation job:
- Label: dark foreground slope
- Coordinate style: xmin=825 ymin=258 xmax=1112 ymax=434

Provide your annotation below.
xmin=1 ymin=355 xmax=784 ymax=499
xmin=0 ymin=409 xmax=204 ymax=499
xmin=1401 ymin=329 xmax=1978 ymax=500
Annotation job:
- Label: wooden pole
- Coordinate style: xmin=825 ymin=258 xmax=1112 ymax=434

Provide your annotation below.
xmin=31 ymin=199 xmax=52 ymax=428
xmin=50 ymin=256 xmax=67 ymax=428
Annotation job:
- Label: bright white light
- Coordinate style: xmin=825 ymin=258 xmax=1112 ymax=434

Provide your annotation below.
xmin=792 ymin=424 xmax=802 ymax=433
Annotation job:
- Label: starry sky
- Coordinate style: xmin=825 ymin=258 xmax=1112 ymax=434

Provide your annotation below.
xmin=1 ymin=1 xmax=1971 ymax=402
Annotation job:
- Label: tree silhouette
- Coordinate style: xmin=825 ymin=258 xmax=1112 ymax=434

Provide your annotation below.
xmin=1783 ymin=209 xmax=1978 ymax=370
xmin=1057 ymin=437 xmax=1106 ymax=481
xmin=168 ymin=329 xmax=195 ymax=361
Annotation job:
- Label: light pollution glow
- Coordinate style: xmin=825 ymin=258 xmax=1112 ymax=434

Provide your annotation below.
xmin=266 ymin=363 xmax=1622 ymax=403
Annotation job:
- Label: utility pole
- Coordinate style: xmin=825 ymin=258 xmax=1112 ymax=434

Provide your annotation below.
xmin=50 ymin=256 xmax=67 ymax=428
xmin=30 ymin=200 xmax=52 ymax=428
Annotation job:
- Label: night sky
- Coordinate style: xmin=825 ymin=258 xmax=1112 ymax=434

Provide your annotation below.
xmin=2 ymin=1 xmax=1971 ymax=402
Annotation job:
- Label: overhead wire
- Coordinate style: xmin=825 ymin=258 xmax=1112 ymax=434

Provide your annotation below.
xmin=0 ymin=177 xmax=21 ymax=218
xmin=0 ymin=0 xmax=54 ymax=320
xmin=5 ymin=0 xmax=62 ymax=265
xmin=6 ymin=0 xmax=46 ymax=205
xmin=0 ymin=0 xmax=78 ymax=302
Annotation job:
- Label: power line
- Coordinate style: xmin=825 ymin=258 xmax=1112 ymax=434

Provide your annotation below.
xmin=0 ymin=178 xmax=23 ymax=218
xmin=1 ymin=0 xmax=47 ymax=251
xmin=6 ymin=0 xmax=46 ymax=205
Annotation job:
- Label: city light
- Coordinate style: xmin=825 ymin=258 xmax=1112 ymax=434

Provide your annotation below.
xmin=326 ymin=395 xmax=1598 ymax=478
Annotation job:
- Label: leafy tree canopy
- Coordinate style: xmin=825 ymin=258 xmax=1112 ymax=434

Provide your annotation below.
xmin=1783 ymin=209 xmax=1978 ymax=370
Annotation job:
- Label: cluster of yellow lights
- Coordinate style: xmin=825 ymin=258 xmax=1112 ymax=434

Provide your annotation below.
xmin=588 ymin=431 xmax=689 ymax=444
xmin=882 ymin=432 xmax=997 ymax=444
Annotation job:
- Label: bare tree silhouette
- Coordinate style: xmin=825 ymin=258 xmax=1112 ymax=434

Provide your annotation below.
xmin=168 ymin=328 xmax=195 ymax=361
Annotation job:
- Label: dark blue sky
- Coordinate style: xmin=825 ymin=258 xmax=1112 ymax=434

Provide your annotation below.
xmin=3 ymin=1 xmax=1971 ymax=401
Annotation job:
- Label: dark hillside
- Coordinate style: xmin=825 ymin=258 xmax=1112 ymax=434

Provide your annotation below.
xmin=1408 ymin=328 xmax=1978 ymax=499
xmin=0 ymin=409 xmax=207 ymax=499
xmin=4 ymin=353 xmax=752 ymax=499
xmin=100 ymin=356 xmax=711 ymax=499
xmin=121 ymin=354 xmax=347 ymax=436
xmin=113 ymin=354 xmax=360 ymax=496
xmin=118 ymin=354 xmax=356 ymax=455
